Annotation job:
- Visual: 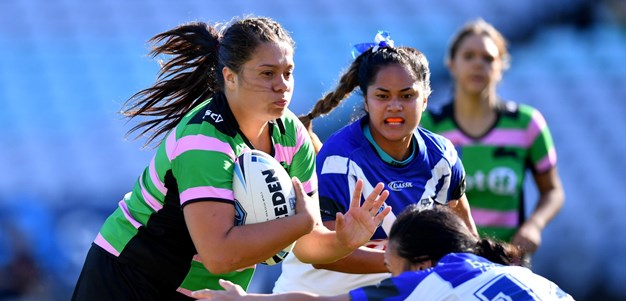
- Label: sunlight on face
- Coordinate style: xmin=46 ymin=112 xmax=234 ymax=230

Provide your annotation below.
xmin=365 ymin=64 xmax=427 ymax=155
xmin=228 ymin=41 xmax=295 ymax=124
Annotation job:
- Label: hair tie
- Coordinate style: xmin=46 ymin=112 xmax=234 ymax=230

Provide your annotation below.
xmin=351 ymin=31 xmax=394 ymax=59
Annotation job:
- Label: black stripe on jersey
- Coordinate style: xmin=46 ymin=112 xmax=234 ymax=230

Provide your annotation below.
xmin=117 ymin=170 xmax=196 ymax=289
xmin=182 ymin=198 xmax=235 ymax=208
xmin=428 ymin=102 xmax=455 ymax=124
xmin=195 ymin=92 xmax=240 ymax=137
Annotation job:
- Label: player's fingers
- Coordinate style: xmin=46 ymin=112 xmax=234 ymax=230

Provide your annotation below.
xmin=349 ymin=178 xmax=364 ymax=210
xmin=191 ymin=289 xmax=214 ymax=298
xmin=370 ymin=189 xmax=389 ymax=213
xmin=373 ymin=205 xmax=392 ymax=225
xmin=335 ymin=212 xmax=345 ymax=230
xmin=219 ymin=279 xmax=235 ymax=290
xmin=362 ymin=182 xmax=385 ymax=212
xmin=292 ymin=177 xmax=307 ymax=213
xmin=292 ymin=177 xmax=304 ymax=198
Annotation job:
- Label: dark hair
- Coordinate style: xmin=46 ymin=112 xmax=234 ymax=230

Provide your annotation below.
xmin=299 ymin=46 xmax=431 ymax=125
xmin=389 ymin=205 xmax=522 ymax=266
xmin=122 ymin=16 xmax=295 ymax=146
xmin=446 ymin=18 xmax=510 ymax=70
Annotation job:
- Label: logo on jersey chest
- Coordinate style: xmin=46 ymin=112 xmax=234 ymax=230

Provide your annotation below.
xmin=387 ymin=181 xmax=414 ymax=191
xmin=466 ymin=167 xmax=517 ymax=195
xmin=204 ymin=109 xmax=223 ymax=123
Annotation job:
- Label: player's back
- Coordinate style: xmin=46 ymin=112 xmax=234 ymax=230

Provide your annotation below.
xmin=350 ymin=253 xmax=575 ymax=301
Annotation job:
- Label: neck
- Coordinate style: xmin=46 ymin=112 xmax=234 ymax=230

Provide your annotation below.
xmin=372 ymin=132 xmax=412 ymax=161
xmin=227 ymin=94 xmax=272 ymax=152
xmin=453 ymin=87 xmax=497 ymax=119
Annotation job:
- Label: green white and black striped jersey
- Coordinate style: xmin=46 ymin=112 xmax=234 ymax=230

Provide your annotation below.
xmin=93 ymin=93 xmax=317 ymax=296
xmin=421 ymin=100 xmax=556 ymax=242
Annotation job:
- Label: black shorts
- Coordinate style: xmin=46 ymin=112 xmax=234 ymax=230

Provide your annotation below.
xmin=71 ymin=244 xmax=192 ymax=301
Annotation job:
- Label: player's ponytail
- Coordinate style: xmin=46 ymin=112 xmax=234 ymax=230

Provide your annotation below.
xmin=123 ymin=16 xmax=294 ymax=147
xmin=301 ymin=32 xmax=431 ymax=126
xmin=299 ymin=54 xmax=363 ymax=126
xmin=122 ymin=22 xmax=221 ymax=146
xmin=473 ymin=238 xmax=523 ymax=266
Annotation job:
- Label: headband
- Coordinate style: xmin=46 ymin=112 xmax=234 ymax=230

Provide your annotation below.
xmin=351 ymin=31 xmax=394 ymax=59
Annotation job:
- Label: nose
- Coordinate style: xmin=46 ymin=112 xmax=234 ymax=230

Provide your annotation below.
xmin=387 ymin=98 xmax=402 ymax=111
xmin=273 ymin=74 xmax=290 ymax=93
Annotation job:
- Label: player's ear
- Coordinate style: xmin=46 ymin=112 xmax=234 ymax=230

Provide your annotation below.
xmin=223 ymin=67 xmax=236 ymax=90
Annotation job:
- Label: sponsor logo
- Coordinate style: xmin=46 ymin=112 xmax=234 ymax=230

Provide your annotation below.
xmin=262 ymin=169 xmax=290 ymax=218
xmin=466 ymin=167 xmax=517 ymax=196
xmin=204 ymin=109 xmax=223 ymax=123
xmin=387 ymin=181 xmax=413 ymax=191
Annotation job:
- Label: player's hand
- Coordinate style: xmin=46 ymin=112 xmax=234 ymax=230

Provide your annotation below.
xmin=511 ymin=221 xmax=541 ymax=254
xmin=336 ymin=179 xmax=391 ymax=250
xmin=191 ymin=279 xmax=246 ymax=300
xmin=292 ymin=177 xmax=317 ymax=233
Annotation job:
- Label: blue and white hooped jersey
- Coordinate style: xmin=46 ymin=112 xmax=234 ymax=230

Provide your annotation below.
xmin=350 ymin=253 xmax=575 ymax=301
xmin=318 ymin=117 xmax=466 ymax=238
xmin=273 ymin=117 xmax=467 ymax=296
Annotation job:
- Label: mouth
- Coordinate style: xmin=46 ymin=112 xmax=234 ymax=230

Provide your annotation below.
xmin=384 ymin=117 xmax=404 ymax=125
xmin=469 ymin=75 xmax=486 ymax=82
xmin=274 ymin=99 xmax=289 ymax=107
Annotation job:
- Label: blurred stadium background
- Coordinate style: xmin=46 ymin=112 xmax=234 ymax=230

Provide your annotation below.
xmin=0 ymin=0 xmax=625 ymax=300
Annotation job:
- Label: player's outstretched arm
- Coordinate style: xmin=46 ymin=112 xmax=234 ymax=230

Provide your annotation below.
xmin=292 ymin=178 xmax=391 ymax=264
xmin=192 ymin=279 xmax=348 ymax=301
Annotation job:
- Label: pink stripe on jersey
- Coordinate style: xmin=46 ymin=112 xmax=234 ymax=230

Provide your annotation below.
xmin=275 ymin=124 xmax=306 ymax=165
xmin=119 ymin=199 xmax=142 ymax=229
xmin=295 ymin=124 xmax=306 ymax=149
xmin=301 ymin=178 xmax=317 ymax=195
xmin=482 ymin=129 xmax=532 ymax=148
xmin=170 ymin=135 xmax=236 ymax=161
xmin=275 ymin=144 xmax=298 ymax=165
xmin=442 ymin=124 xmax=544 ymax=148
xmin=149 ymin=156 xmax=167 ymax=195
xmin=94 ymin=232 xmax=120 ymax=257
xmin=535 ymin=148 xmax=557 ymax=173
xmin=439 ymin=130 xmax=474 ymax=145
xmin=471 ymin=208 xmax=519 ymax=228
xmin=180 ymin=186 xmax=234 ymax=205
xmin=138 ymin=174 xmax=164 ymax=212
xmin=165 ymin=130 xmax=177 ymax=161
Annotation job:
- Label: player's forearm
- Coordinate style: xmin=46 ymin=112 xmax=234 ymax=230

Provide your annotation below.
xmin=450 ymin=196 xmax=479 ymax=237
xmin=313 ymin=246 xmax=388 ymax=273
xmin=529 ymin=188 xmax=564 ymax=230
xmin=243 ymin=292 xmax=340 ymax=301
xmin=529 ymin=168 xmax=565 ymax=230
xmin=293 ymin=224 xmax=354 ymax=264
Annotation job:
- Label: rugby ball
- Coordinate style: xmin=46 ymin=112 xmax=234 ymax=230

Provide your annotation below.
xmin=232 ymin=149 xmax=296 ymax=265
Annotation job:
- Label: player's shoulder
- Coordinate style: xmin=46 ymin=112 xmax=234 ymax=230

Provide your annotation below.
xmin=418 ymin=127 xmax=454 ymax=153
xmin=496 ymin=100 xmax=548 ymax=128
xmin=417 ymin=127 xmax=459 ymax=166
xmin=497 ymin=99 xmax=543 ymax=118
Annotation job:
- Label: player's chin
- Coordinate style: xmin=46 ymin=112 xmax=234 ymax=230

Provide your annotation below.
xmin=271 ymin=106 xmax=289 ymax=117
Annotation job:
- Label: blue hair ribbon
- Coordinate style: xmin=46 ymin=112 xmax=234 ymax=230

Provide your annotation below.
xmin=351 ymin=31 xmax=394 ymax=59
